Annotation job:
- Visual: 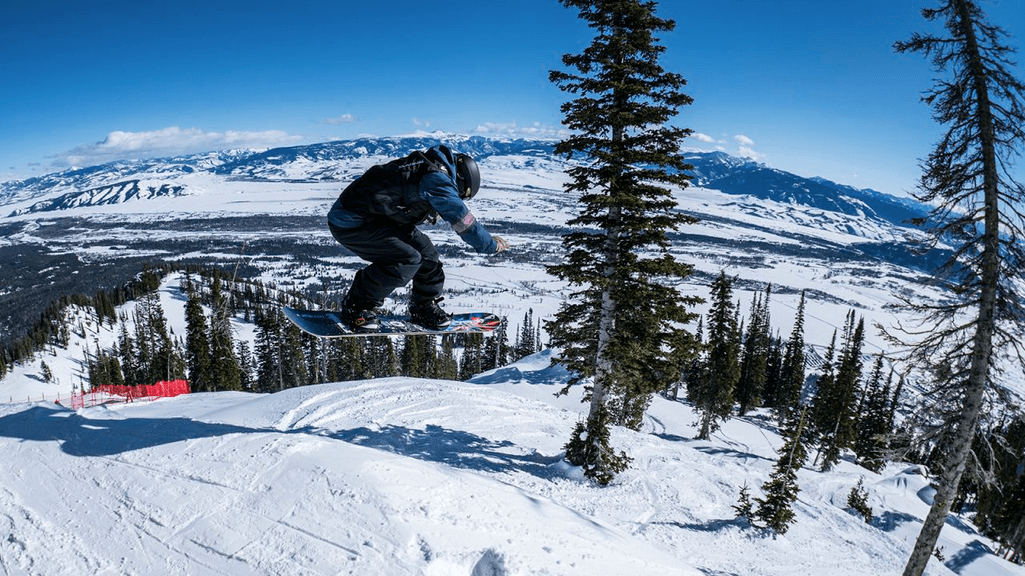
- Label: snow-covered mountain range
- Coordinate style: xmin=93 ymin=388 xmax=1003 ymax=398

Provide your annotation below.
xmin=1 ymin=133 xmax=927 ymax=228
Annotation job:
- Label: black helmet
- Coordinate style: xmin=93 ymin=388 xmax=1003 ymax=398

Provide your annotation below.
xmin=455 ymin=153 xmax=481 ymax=200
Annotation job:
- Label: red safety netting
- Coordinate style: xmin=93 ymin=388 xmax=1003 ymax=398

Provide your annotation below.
xmin=65 ymin=379 xmax=190 ymax=410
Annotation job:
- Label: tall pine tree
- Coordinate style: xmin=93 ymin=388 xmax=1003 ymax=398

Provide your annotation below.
xmin=547 ymin=0 xmax=700 ymax=484
xmin=459 ymin=333 xmax=485 ymax=381
xmin=694 ymin=271 xmax=740 ymax=440
xmin=184 ymin=288 xmax=213 ymax=392
xmin=254 ymin=307 xmax=283 ymax=392
xmin=812 ymin=311 xmax=866 ymax=471
xmin=854 ymin=354 xmax=894 ymax=473
xmin=773 ymin=290 xmax=807 ymax=423
xmin=892 ymin=3 xmax=1025 ymax=573
xmin=736 ymin=285 xmax=772 ymax=415
xmin=208 ymin=276 xmax=242 ymax=391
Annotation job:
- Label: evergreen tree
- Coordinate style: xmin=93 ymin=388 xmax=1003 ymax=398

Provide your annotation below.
xmin=813 ymin=311 xmax=866 ymax=471
xmin=365 ymin=337 xmax=397 ymax=378
xmin=774 ymin=291 xmax=807 ymax=423
xmin=855 ymin=355 xmax=893 ymax=473
xmin=665 ymin=325 xmax=700 ymax=402
xmin=305 ymin=335 xmax=329 ymax=386
xmin=117 ymin=316 xmax=139 ymax=386
xmin=132 ymin=294 xmax=157 ymax=382
xmin=401 ymin=335 xmax=433 ymax=378
xmin=236 ymin=339 xmax=254 ymax=391
xmin=737 ymin=285 xmax=772 ymax=415
xmin=436 ymin=335 xmax=459 ymax=380
xmin=694 ymin=272 xmax=740 ymax=440
xmin=459 ymin=333 xmax=485 ymax=381
xmin=254 ymin=307 xmax=282 ymax=392
xmin=765 ymin=331 xmax=785 ymax=403
xmin=332 ymin=338 xmax=365 ymax=381
xmin=279 ymin=317 xmax=309 ymax=390
xmin=683 ymin=316 xmax=704 ymax=402
xmin=168 ymin=336 xmax=187 ymax=384
xmin=563 ymin=403 xmax=630 ymax=486
xmin=847 ymin=478 xmax=874 ymax=523
xmin=88 ymin=343 xmax=124 ymax=388
xmin=971 ymin=417 xmax=1025 ymax=554
xmin=546 ymin=0 xmax=700 ymax=484
xmin=733 ymin=483 xmax=756 ymax=525
xmin=482 ymin=319 xmax=510 ymax=372
xmin=756 ymin=407 xmax=809 ymax=535
xmin=208 ymin=277 xmax=242 ymax=391
xmin=130 ymin=286 xmax=183 ymax=384
xmin=327 ymin=338 xmax=354 ymax=381
xmin=998 ymin=477 xmax=1025 ymax=561
xmin=516 ymin=309 xmax=537 ymax=359
xmin=893 ymin=2 xmax=1025 ymax=573
xmin=184 ymin=289 xmax=213 ymax=392
xmin=808 ymin=330 xmax=838 ymax=440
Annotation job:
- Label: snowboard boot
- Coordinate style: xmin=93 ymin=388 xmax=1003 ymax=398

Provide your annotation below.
xmin=408 ymin=297 xmax=452 ymax=330
xmin=339 ymin=297 xmax=380 ymax=332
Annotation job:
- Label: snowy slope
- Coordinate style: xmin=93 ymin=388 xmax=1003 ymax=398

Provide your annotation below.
xmin=1 ymin=354 xmax=1022 ymax=576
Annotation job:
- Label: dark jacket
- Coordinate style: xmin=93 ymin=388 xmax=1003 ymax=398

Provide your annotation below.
xmin=328 ymin=146 xmax=499 ymax=254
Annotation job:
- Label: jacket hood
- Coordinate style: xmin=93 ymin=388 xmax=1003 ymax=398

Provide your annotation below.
xmin=425 ymin=145 xmax=458 ymax=182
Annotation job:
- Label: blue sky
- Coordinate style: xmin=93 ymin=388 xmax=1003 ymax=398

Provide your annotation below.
xmin=2 ymin=0 xmax=1023 ymax=197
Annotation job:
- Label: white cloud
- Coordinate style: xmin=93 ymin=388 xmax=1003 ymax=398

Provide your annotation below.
xmin=737 ymin=146 xmax=765 ymax=161
xmin=412 ymin=118 xmax=432 ymax=128
xmin=53 ymin=127 xmax=305 ymax=167
xmin=472 ymin=121 xmax=568 ymax=140
xmin=323 ymin=114 xmax=357 ymax=125
xmin=733 ymin=134 xmax=755 ymax=146
xmin=691 ymin=132 xmax=715 ymax=143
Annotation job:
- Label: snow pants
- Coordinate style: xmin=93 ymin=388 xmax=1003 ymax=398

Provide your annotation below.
xmin=329 ymin=220 xmax=444 ymax=309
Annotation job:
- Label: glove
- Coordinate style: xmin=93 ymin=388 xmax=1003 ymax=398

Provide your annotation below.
xmin=494 ymin=236 xmax=510 ymax=253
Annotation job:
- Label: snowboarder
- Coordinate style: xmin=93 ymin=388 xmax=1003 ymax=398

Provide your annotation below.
xmin=328 ymin=144 xmax=508 ymax=332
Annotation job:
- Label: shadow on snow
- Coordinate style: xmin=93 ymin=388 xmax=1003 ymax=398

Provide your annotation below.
xmin=330 ymin=424 xmax=564 ymax=479
xmin=0 ymin=405 xmax=565 ymax=479
xmin=0 ymin=405 xmax=268 ymax=457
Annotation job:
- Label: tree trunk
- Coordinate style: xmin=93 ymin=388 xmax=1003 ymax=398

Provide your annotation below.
xmin=698 ymin=411 xmax=712 ymax=440
xmin=587 ymin=286 xmax=616 ymax=422
xmin=901 ymin=363 xmax=988 ymax=576
xmin=586 ymin=204 xmax=622 ymax=433
xmin=902 ymin=1 xmax=1000 ymax=573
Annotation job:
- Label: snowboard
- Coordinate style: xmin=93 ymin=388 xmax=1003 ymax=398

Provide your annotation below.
xmin=281 ymin=306 xmax=502 ymax=338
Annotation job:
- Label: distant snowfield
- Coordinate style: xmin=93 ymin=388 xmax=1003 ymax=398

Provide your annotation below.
xmin=1 ymin=353 xmax=1021 ymax=576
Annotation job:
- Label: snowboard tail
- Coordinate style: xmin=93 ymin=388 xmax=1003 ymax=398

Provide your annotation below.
xmin=282 ymin=306 xmax=501 ymax=338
